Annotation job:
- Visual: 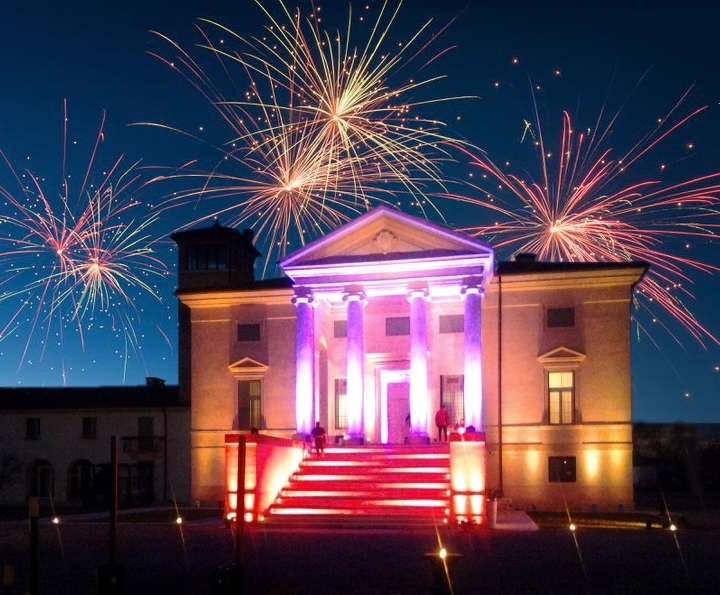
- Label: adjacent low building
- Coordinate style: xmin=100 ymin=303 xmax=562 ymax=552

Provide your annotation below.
xmin=0 ymin=378 xmax=189 ymax=507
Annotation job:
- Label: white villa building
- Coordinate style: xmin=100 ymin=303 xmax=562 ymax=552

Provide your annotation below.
xmin=173 ymin=205 xmax=646 ymax=515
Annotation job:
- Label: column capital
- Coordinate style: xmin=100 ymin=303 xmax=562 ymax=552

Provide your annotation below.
xmin=461 ymin=283 xmax=484 ymax=298
xmin=407 ymin=286 xmax=430 ymax=302
xmin=343 ymin=289 xmax=366 ymax=304
xmin=291 ymin=288 xmax=315 ymax=306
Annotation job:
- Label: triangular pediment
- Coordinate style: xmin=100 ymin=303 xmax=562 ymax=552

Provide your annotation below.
xmin=228 ymin=357 xmax=268 ymax=376
xmin=279 ymin=206 xmax=493 ymax=270
xmin=538 ymin=346 xmax=586 ymax=368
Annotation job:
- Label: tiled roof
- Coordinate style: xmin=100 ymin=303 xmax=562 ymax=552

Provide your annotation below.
xmin=0 ymin=385 xmax=183 ymax=411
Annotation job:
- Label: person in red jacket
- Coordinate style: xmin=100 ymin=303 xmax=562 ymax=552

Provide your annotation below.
xmin=435 ymin=404 xmax=449 ymax=442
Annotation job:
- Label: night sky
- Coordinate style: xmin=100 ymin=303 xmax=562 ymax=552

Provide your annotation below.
xmin=0 ymin=0 xmax=718 ymax=423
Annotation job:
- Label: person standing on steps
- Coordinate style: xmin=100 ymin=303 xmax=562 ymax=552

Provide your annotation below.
xmin=435 ymin=404 xmax=449 ymax=442
xmin=311 ymin=421 xmax=327 ymax=456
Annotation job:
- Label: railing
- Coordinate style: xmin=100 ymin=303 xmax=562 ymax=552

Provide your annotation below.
xmin=121 ymin=436 xmax=164 ymax=457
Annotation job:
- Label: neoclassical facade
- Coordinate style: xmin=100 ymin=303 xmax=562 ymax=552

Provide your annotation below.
xmin=174 ymin=206 xmax=646 ymax=511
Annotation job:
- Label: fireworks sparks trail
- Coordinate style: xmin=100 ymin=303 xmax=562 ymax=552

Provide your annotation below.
xmin=455 ymin=85 xmax=720 ymax=346
xmin=0 ymin=102 xmax=169 ymax=384
xmin=145 ymin=0 xmax=473 ymax=276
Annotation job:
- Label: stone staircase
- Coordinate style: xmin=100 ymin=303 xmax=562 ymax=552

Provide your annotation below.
xmin=263 ymin=443 xmax=451 ymax=525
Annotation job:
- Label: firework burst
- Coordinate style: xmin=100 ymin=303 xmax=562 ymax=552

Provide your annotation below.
xmin=0 ymin=102 xmax=169 ymax=383
xmin=458 ymin=86 xmax=720 ymax=346
xmin=146 ymin=0 xmax=472 ymax=275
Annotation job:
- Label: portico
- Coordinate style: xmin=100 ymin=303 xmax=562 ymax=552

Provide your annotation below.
xmin=279 ymin=206 xmax=494 ymax=444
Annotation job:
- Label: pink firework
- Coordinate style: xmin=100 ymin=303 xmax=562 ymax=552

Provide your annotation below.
xmin=0 ymin=102 xmax=168 ymax=381
xmin=458 ymin=87 xmax=720 ymax=346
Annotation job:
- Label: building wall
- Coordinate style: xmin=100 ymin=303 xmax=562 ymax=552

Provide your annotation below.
xmin=481 ymin=272 xmax=635 ymax=511
xmin=187 ymin=290 xmax=295 ymax=503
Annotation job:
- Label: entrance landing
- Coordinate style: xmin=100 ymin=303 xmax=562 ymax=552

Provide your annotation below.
xmin=265 ymin=443 xmax=451 ymax=523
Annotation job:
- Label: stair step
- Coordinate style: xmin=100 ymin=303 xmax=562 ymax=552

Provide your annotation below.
xmin=269 ymin=504 xmax=449 ymax=515
xmin=279 ymin=489 xmax=450 ymax=499
xmin=258 ymin=514 xmax=446 ymax=529
xmin=272 ymin=496 xmax=448 ymax=508
xmin=291 ymin=474 xmax=449 ymax=484
xmin=284 ymin=482 xmax=449 ymax=491
xmin=295 ymin=463 xmax=450 ymax=475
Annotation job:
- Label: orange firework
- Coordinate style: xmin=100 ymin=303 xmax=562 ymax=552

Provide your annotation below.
xmin=145 ymin=0 xmax=472 ymax=275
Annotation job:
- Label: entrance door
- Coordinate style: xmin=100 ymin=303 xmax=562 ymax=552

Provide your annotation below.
xmin=387 ymin=381 xmax=410 ymax=444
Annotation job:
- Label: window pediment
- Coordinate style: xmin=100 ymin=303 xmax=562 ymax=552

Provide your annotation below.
xmin=228 ymin=357 xmax=268 ymax=378
xmin=538 ymin=346 xmax=586 ymax=370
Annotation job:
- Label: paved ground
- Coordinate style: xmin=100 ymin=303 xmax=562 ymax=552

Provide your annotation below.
xmin=2 ymin=508 xmax=720 ymax=595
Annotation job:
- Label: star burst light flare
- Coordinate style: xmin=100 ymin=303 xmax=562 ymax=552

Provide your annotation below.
xmin=456 ymin=86 xmax=720 ymax=346
xmin=144 ymin=0 xmax=473 ymax=275
xmin=0 ymin=103 xmax=169 ymax=383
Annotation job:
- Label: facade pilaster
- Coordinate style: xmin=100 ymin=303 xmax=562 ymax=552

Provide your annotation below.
xmin=292 ymin=289 xmax=315 ymax=435
xmin=343 ymin=289 xmax=366 ymax=440
xmin=408 ymin=287 xmax=430 ymax=441
xmin=462 ymin=282 xmax=484 ymax=430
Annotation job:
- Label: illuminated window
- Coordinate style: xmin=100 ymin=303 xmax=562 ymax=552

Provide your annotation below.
xmin=26 ymin=418 xmax=40 ymax=440
xmin=547 ymin=307 xmax=575 ymax=328
xmin=186 ymin=244 xmax=228 ymax=271
xmin=386 ymin=316 xmax=410 ymax=336
xmin=238 ymin=380 xmax=261 ymax=431
xmin=548 ymin=371 xmax=574 ymax=425
xmin=548 ymin=456 xmax=576 ymax=482
xmin=82 ymin=417 xmax=97 ymax=439
xmin=334 ymin=320 xmax=347 ymax=339
xmin=439 ymin=314 xmax=464 ymax=334
xmin=440 ymin=375 xmax=464 ymax=426
xmin=335 ymin=378 xmax=347 ymax=429
xmin=237 ymin=323 xmax=261 ymax=342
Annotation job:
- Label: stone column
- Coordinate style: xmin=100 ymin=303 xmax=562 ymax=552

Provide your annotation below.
xmin=462 ymin=283 xmax=484 ymax=430
xmin=292 ymin=290 xmax=315 ymax=436
xmin=408 ymin=287 xmax=430 ymax=442
xmin=344 ymin=289 xmax=366 ymax=441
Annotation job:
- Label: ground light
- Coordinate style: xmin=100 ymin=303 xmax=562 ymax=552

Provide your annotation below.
xmin=425 ymin=546 xmax=461 ymax=595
